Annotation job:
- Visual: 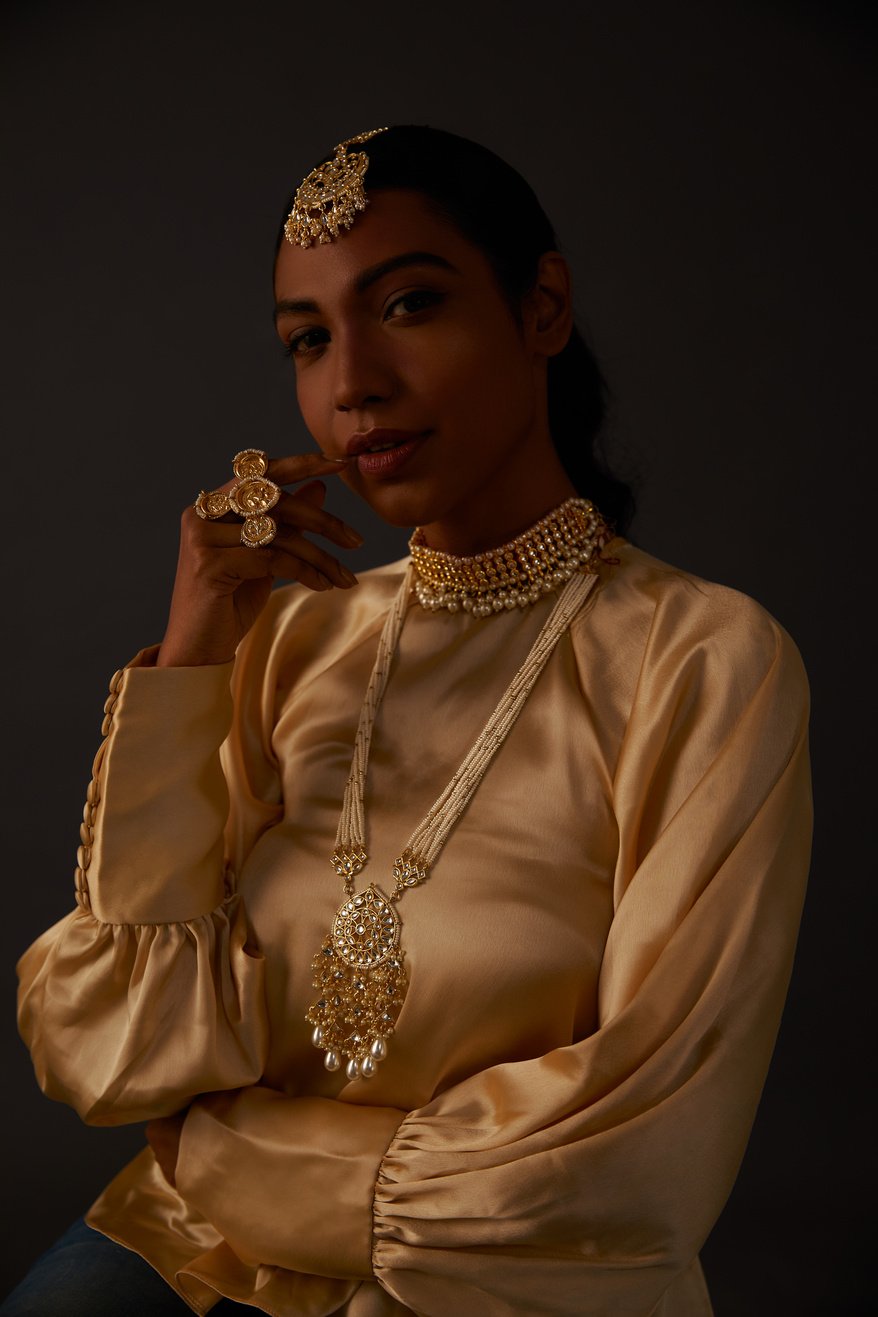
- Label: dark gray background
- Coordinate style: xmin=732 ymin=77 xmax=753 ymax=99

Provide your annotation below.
xmin=1 ymin=0 xmax=874 ymax=1310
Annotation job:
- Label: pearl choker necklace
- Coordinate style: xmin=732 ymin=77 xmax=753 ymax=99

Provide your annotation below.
xmin=407 ymin=497 xmax=613 ymax=616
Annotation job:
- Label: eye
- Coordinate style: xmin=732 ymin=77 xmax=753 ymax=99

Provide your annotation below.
xmin=384 ymin=289 xmax=444 ymax=319
xmin=283 ymin=326 xmax=329 ymax=359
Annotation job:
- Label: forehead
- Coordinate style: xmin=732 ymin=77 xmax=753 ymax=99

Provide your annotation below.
xmin=273 ymin=188 xmax=487 ymax=297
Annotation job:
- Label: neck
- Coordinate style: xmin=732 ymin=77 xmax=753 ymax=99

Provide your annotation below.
xmin=418 ymin=466 xmax=578 ymax=556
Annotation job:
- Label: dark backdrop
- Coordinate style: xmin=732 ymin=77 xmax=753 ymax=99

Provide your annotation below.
xmin=1 ymin=1 xmax=874 ymax=1311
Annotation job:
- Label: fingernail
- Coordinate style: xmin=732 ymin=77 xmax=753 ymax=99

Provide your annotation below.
xmin=340 ymin=566 xmax=359 ymax=587
xmin=343 ymin=526 xmax=365 ymax=547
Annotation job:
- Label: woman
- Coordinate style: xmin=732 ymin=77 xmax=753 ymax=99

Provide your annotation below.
xmin=9 ymin=126 xmax=811 ymax=1316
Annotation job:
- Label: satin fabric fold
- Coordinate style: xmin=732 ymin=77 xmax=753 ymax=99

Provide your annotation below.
xmin=17 ymin=894 xmax=268 ymax=1125
xmin=176 ymin=1091 xmax=405 ymax=1278
xmin=17 ymin=542 xmax=811 ymax=1314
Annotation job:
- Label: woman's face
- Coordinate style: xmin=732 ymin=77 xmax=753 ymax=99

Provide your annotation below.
xmin=273 ymin=188 xmax=574 ymax=552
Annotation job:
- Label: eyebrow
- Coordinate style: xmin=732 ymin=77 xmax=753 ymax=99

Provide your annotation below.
xmin=274 ymin=250 xmax=458 ymax=317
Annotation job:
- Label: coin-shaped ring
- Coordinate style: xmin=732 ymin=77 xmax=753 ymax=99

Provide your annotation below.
xmin=241 ymin=514 xmax=277 ymax=548
xmin=232 ymin=448 xmax=269 ymax=480
xmin=195 ymin=489 xmax=232 ymax=520
xmin=229 ymin=475 xmax=281 ymax=517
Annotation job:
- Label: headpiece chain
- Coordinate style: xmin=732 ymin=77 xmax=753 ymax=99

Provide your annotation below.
xmin=284 ymin=127 xmax=389 ymax=248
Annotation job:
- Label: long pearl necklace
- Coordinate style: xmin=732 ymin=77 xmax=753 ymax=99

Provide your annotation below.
xmin=306 ymin=502 xmax=612 ymax=1082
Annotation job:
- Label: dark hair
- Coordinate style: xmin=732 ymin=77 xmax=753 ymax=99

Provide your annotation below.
xmin=281 ymin=125 xmax=635 ymax=534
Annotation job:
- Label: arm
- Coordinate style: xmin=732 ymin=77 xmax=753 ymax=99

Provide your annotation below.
xmin=17 ymin=455 xmax=363 ymax=1126
xmin=15 ymin=646 xmax=274 ymax=1125
xmin=168 ymin=589 xmax=811 ymax=1315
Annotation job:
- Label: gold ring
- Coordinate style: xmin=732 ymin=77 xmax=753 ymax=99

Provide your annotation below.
xmin=195 ymin=489 xmax=231 ymax=520
xmin=195 ymin=451 xmax=277 ymax=546
xmin=229 ymin=475 xmax=281 ymax=518
xmin=242 ymin=514 xmax=277 ymax=548
xmin=233 ymin=449 xmax=269 ymax=480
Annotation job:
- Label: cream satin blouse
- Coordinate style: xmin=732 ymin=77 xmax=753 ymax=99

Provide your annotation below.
xmin=17 ymin=541 xmax=812 ymax=1316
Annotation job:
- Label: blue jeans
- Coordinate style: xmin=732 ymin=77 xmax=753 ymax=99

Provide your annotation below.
xmin=1 ymin=1218 xmax=250 ymax=1315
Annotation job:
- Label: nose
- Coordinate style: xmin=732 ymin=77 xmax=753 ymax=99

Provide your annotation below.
xmin=331 ymin=329 xmax=396 ymax=413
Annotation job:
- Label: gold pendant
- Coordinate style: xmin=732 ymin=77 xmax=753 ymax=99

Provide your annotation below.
xmin=306 ymin=884 xmax=407 ymax=1081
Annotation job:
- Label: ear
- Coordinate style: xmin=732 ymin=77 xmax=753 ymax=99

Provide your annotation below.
xmin=522 ymin=251 xmax=573 ymax=358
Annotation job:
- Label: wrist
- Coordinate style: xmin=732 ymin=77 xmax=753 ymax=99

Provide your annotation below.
xmin=156 ymin=642 xmax=236 ymax=667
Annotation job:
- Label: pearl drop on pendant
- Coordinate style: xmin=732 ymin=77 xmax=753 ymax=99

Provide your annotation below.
xmin=311 ymin=1025 xmax=324 ymax=1048
xmin=346 ymin=1057 xmax=361 ymax=1081
xmin=324 ymin=1050 xmax=341 ymax=1071
xmin=360 ymin=1055 xmax=377 ymax=1079
xmin=370 ymin=1037 xmax=388 ymax=1061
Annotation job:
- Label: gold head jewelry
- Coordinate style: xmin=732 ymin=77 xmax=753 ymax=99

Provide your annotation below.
xmin=284 ymin=128 xmax=389 ymax=248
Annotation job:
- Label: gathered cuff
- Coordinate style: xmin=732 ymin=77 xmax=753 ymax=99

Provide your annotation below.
xmin=176 ymin=1088 xmax=406 ymax=1280
xmin=17 ymin=890 xmax=268 ymax=1125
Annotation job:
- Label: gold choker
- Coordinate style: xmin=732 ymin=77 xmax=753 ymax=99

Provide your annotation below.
xmin=408 ymin=497 xmax=612 ymax=616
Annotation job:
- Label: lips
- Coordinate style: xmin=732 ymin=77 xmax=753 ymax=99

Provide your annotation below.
xmin=346 ymin=429 xmax=430 ymax=478
xmin=345 ymin=429 xmax=426 ymax=457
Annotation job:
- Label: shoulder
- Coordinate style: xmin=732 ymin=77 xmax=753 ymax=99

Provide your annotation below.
xmin=583 ymin=540 xmax=808 ymax=710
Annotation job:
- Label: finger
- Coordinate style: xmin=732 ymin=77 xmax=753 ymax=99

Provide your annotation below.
xmin=274 ymin=558 xmax=336 ymax=592
xmin=243 ymin=546 xmax=340 ymax=594
xmin=193 ymin=525 xmax=358 ymax=589
xmin=296 ymin=480 xmax=327 ymax=508
xmin=273 ymin=490 xmax=363 ymax=548
xmin=270 ymin=525 xmax=359 ymax=587
xmin=192 ymin=465 xmax=359 ymax=544
xmin=189 ymin=505 xmax=360 ymax=563
xmin=195 ymin=454 xmax=348 ymax=504
xmin=192 ymin=488 xmax=361 ymax=549
xmin=268 ymin=452 xmax=353 ymax=487
xmin=197 ymin=542 xmax=335 ymax=592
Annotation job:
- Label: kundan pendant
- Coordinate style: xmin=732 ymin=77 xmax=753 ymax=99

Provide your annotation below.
xmin=306 ymin=884 xmax=407 ymax=1080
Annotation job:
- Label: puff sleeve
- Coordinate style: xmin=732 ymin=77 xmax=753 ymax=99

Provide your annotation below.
xmin=15 ymin=605 xmax=286 ymax=1126
xmin=369 ymin=594 xmax=811 ymax=1314
xmin=162 ymin=585 xmax=811 ymax=1316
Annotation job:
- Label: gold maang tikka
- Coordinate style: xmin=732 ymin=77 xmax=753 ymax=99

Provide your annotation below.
xmin=284 ymin=127 xmax=389 ymax=248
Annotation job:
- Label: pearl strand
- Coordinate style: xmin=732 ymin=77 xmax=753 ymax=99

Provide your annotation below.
xmin=310 ymin=565 xmax=605 ymax=1081
xmin=408 ymin=497 xmax=611 ymax=616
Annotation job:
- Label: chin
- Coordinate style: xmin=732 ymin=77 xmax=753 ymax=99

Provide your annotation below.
xmin=344 ymin=475 xmax=448 ymax=532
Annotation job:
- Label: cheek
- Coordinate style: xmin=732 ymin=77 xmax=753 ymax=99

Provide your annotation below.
xmin=421 ymin=326 xmax=533 ymax=431
xmin=293 ymin=371 xmax=326 ymax=441
xmin=413 ymin=320 xmax=527 ymax=402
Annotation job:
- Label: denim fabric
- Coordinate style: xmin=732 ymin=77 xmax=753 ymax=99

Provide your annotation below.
xmin=1 ymin=1218 xmax=249 ymax=1315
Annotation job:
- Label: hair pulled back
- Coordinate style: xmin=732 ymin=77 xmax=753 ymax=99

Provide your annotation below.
xmin=283 ymin=125 xmax=634 ymax=533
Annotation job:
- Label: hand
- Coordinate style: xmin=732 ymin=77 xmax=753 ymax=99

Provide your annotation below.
xmin=157 ymin=453 xmax=362 ymax=667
